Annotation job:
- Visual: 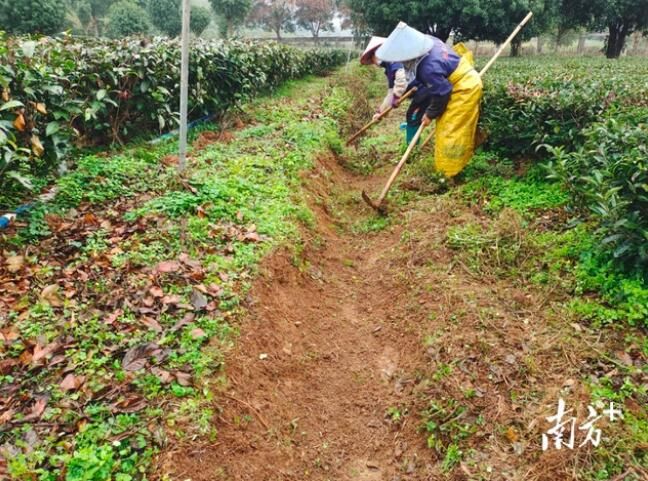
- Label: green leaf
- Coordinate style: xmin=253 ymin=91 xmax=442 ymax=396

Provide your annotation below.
xmin=7 ymin=171 xmax=34 ymax=189
xmin=0 ymin=100 xmax=24 ymax=111
xmin=96 ymin=89 xmax=107 ymax=101
xmin=46 ymin=122 xmax=61 ymax=137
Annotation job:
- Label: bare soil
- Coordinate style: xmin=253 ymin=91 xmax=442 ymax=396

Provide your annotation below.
xmin=158 ymin=92 xmax=644 ymax=481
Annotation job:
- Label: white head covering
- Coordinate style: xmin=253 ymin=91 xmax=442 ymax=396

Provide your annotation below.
xmin=375 ymin=22 xmax=434 ymax=62
xmin=360 ymin=36 xmax=387 ymax=65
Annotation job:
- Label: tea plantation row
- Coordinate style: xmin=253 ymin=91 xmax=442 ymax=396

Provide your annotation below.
xmin=0 ymin=34 xmax=347 ymax=199
xmin=480 ymin=58 xmax=648 ymax=274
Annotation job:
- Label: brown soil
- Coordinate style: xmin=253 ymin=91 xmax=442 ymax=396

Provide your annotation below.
xmin=192 ymin=130 xmax=235 ymax=151
xmin=157 ymin=94 xmax=644 ymax=481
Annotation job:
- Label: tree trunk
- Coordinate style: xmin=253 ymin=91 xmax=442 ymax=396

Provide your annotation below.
xmin=433 ymin=26 xmax=452 ymax=42
xmin=577 ymin=34 xmax=586 ymax=54
xmin=275 ymin=25 xmax=282 ymax=41
xmin=536 ymin=37 xmax=543 ymax=54
xmin=511 ymin=38 xmax=521 ymax=57
xmin=313 ymin=23 xmax=320 ymax=44
xmin=631 ymin=32 xmax=641 ymax=54
xmin=606 ymin=22 xmax=628 ymax=58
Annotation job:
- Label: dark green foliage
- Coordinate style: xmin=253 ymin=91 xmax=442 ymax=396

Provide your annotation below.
xmin=0 ymin=34 xmax=346 ymax=203
xmin=546 ymin=120 xmax=648 ymax=272
xmin=345 ymin=0 xmax=547 ymax=43
xmin=0 ymin=0 xmax=68 ymax=35
xmin=480 ymin=58 xmax=648 ymax=157
xmin=106 ymin=0 xmax=151 ymax=37
xmin=147 ymin=0 xmax=182 ymax=37
xmin=562 ymin=0 xmax=648 ymax=58
xmin=190 ymin=6 xmax=213 ymax=36
xmin=208 ymin=0 xmax=253 ymax=37
xmin=479 ymin=57 xmax=648 ymax=277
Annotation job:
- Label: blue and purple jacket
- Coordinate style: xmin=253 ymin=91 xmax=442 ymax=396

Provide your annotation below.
xmin=408 ymin=37 xmax=460 ymax=96
xmin=381 ymin=61 xmax=405 ymax=89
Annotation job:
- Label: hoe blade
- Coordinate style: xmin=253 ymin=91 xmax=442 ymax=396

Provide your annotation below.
xmin=361 ymin=190 xmax=387 ymax=215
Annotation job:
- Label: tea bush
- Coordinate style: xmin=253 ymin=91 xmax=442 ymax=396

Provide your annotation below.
xmin=546 ymin=119 xmax=648 ymax=272
xmin=479 ymin=58 xmax=648 ymax=275
xmin=0 ymin=34 xmax=346 ymax=196
xmin=480 ymin=58 xmax=648 ymax=158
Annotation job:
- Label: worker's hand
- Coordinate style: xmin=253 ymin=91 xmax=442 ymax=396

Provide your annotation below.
xmin=391 ymin=95 xmax=401 ymax=108
xmin=372 ymin=112 xmax=382 ymax=121
xmin=421 ymin=114 xmax=433 ymax=127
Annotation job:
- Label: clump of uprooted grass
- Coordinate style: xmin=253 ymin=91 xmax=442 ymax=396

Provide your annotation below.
xmin=445 ymin=208 xmax=529 ymax=278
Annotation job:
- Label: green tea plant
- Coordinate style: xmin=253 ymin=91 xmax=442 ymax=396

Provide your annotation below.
xmin=0 ymin=33 xmax=346 ymax=199
xmin=546 ymin=119 xmax=648 ymax=273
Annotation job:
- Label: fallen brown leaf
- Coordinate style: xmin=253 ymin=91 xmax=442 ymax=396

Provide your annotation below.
xmin=6 ymin=256 xmax=24 ymax=273
xmin=171 ymin=313 xmax=194 ymax=332
xmin=60 ymin=373 xmax=85 ymax=392
xmin=23 ymin=397 xmax=47 ymax=421
xmin=149 ymin=286 xmax=164 ymax=298
xmin=162 ymin=294 xmax=181 ymax=305
xmin=122 ymin=342 xmax=159 ymax=371
xmin=190 ymin=328 xmax=206 ymax=340
xmin=40 ymin=284 xmax=62 ymax=307
xmin=151 ymin=367 xmax=173 ymax=384
xmin=104 ymin=309 xmax=122 ymax=325
xmin=139 ymin=316 xmax=162 ymax=332
xmin=32 ymin=341 xmax=60 ymax=363
xmin=175 ymin=371 xmax=192 ymax=386
xmin=155 ymin=261 xmax=180 ymax=274
xmin=190 ymin=289 xmax=208 ymax=310
xmin=0 ymin=409 xmax=15 ymax=426
xmin=19 ymin=349 xmax=33 ymax=365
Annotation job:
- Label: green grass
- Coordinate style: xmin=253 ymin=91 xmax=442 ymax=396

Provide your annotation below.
xmin=458 ymin=153 xmax=568 ymax=216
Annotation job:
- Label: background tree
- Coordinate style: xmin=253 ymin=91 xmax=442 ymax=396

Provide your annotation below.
xmin=248 ymin=0 xmax=296 ymax=40
xmin=208 ymin=0 xmax=253 ymax=38
xmin=66 ymin=0 xmax=117 ymax=35
xmin=586 ymin=0 xmax=648 ymax=58
xmin=106 ymin=0 xmax=151 ymax=37
xmin=148 ymin=0 xmax=182 ymax=37
xmin=344 ymin=0 xmax=485 ymax=41
xmin=466 ymin=0 xmax=550 ymax=57
xmin=346 ymin=0 xmax=552 ymax=54
xmin=190 ymin=6 xmax=213 ymax=36
xmin=0 ymin=0 xmax=68 ymax=35
xmin=295 ymin=0 xmax=336 ymax=42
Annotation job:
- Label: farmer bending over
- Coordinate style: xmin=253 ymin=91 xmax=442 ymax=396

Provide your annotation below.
xmin=376 ymin=22 xmax=483 ymax=178
xmin=360 ymin=36 xmax=408 ymax=121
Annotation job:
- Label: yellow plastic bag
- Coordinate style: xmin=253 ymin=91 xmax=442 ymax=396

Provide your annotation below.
xmin=433 ymin=53 xmax=483 ymax=177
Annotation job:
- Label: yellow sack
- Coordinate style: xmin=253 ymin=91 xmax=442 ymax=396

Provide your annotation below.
xmin=433 ymin=53 xmax=483 ymax=178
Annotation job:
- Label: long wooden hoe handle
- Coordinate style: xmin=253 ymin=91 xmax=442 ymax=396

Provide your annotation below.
xmin=419 ymin=11 xmax=534 ymax=150
xmin=346 ymin=87 xmax=417 ymax=146
xmin=375 ymin=123 xmax=426 ymax=205
xmin=479 ymin=11 xmax=533 ymax=77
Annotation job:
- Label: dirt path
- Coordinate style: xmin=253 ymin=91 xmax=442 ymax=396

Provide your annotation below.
xmin=161 ymin=149 xmax=435 ymax=480
xmin=158 ymin=76 xmax=645 ymax=481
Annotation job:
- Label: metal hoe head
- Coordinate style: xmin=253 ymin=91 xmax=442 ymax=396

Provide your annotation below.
xmin=361 ymin=190 xmax=388 ymax=215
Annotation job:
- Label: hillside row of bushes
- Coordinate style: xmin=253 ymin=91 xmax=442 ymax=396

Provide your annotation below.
xmin=480 ymin=58 xmax=648 ymax=273
xmin=0 ymin=34 xmax=347 ymax=199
